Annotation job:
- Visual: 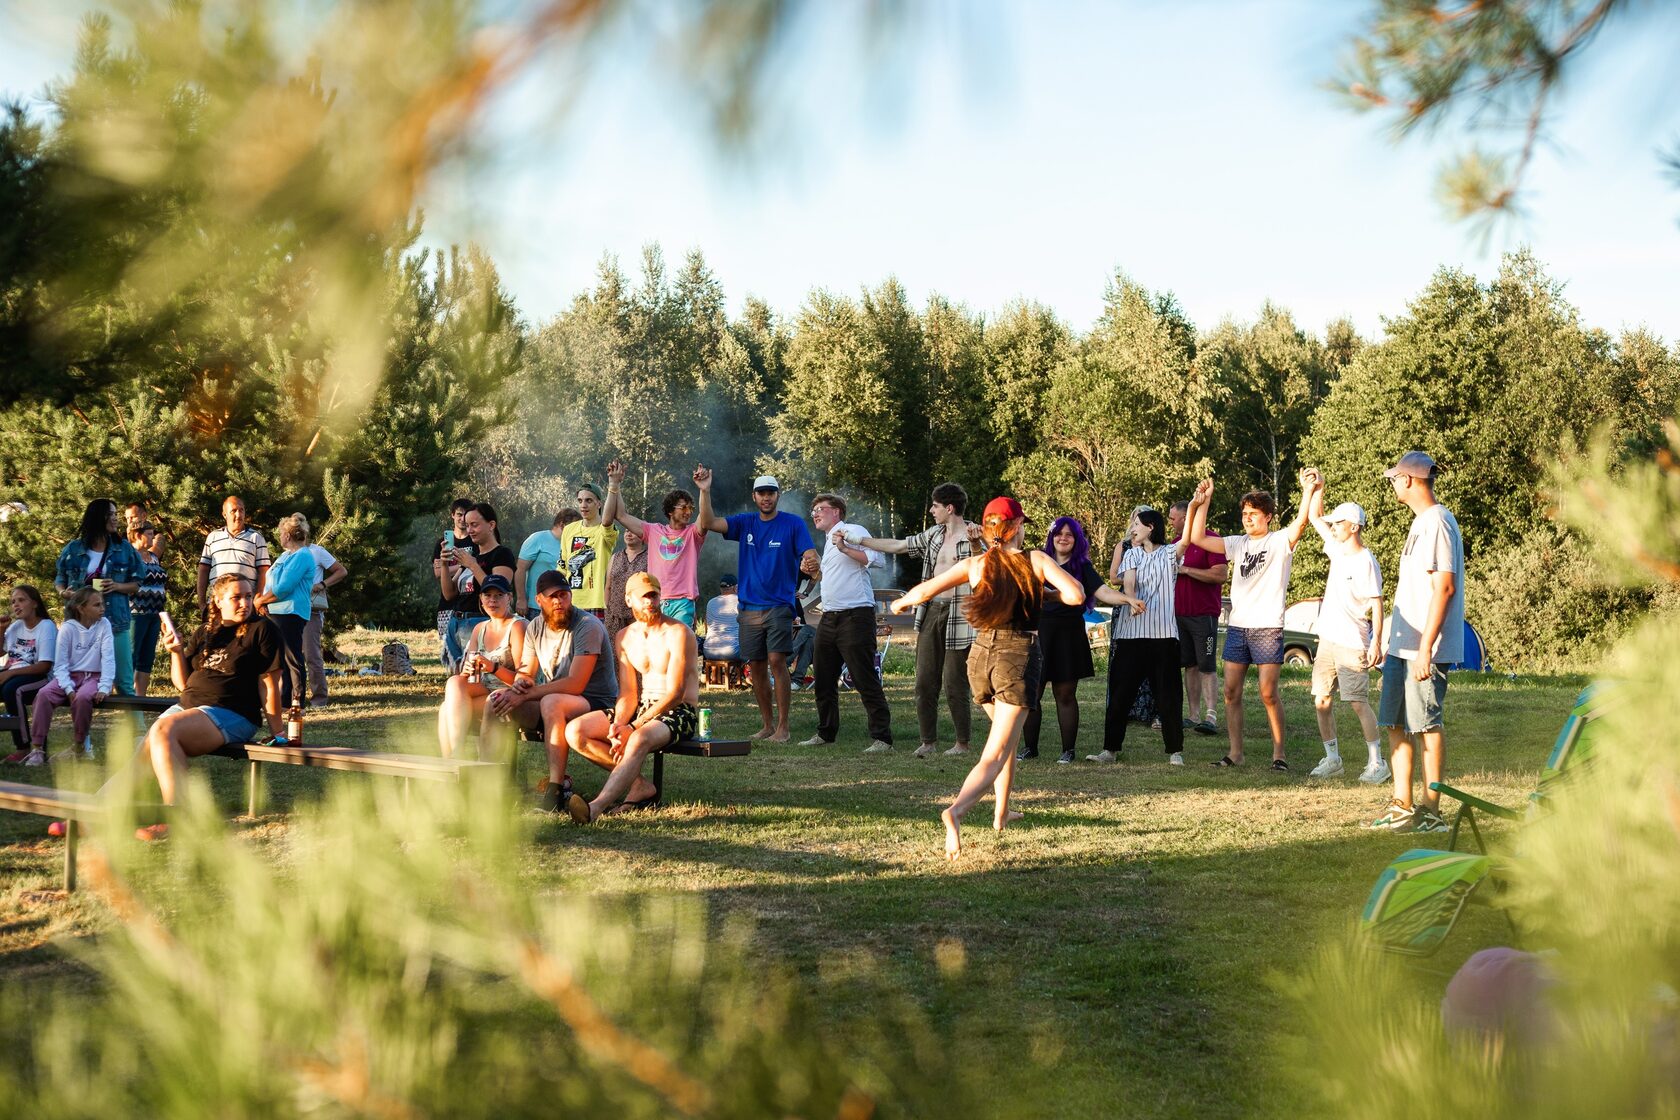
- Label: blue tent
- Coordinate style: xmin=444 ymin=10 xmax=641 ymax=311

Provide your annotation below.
xmin=1457 ymin=620 xmax=1487 ymax=672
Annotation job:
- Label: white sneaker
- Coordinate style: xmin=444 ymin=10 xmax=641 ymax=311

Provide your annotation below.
xmin=1358 ymin=760 xmax=1392 ymax=784
xmin=863 ymin=740 xmax=892 ymax=754
xmin=1168 ymin=752 xmax=1184 ymax=766
xmin=51 ymin=746 xmax=80 ymax=763
xmin=913 ymin=743 xmax=937 ymax=759
xmin=1086 ymin=749 xmax=1118 ymax=763
xmin=941 ymin=744 xmax=969 ymax=757
xmin=797 ymin=735 xmax=828 ymax=747
xmin=82 ymin=734 xmax=93 ymax=752
xmin=1309 ymin=756 xmax=1345 ymax=779
xmin=23 ymin=749 xmax=46 ymax=766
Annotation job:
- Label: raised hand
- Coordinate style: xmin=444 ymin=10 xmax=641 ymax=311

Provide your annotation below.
xmin=692 ymin=465 xmax=712 ymax=491
xmin=606 ymin=460 xmax=626 ymax=485
xmin=1194 ymin=478 xmax=1213 ymax=504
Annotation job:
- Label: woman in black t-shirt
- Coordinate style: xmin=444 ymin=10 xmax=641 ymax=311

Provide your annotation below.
xmin=130 ymin=574 xmax=283 ymax=840
xmin=438 ymin=502 xmax=516 ymax=674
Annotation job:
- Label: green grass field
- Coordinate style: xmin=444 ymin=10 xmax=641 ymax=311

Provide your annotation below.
xmin=0 ymin=628 xmax=1583 ymax=1118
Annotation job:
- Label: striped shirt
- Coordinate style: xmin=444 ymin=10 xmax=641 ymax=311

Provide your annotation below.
xmin=903 ymin=523 xmax=982 ymax=650
xmin=1114 ymin=544 xmax=1180 ymax=641
xmin=200 ymin=527 xmax=271 ymax=583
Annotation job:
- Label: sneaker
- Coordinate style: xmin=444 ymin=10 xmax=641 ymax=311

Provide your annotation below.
xmin=1149 ymin=717 xmax=1161 ymax=731
xmin=1412 ymin=807 xmax=1451 ymax=834
xmin=1016 ymin=745 xmax=1039 ymax=761
xmin=1194 ymin=720 xmax=1218 ymax=736
xmin=81 ymin=735 xmax=93 ymax=753
xmin=1086 ymin=749 xmax=1118 ymax=763
xmin=51 ymin=746 xmax=80 ymax=763
xmin=46 ymin=820 xmax=67 ymax=838
xmin=1358 ymin=760 xmax=1392 ymax=784
xmin=3 ymin=749 xmax=30 ymax=764
xmin=1365 ymin=799 xmax=1415 ymax=831
xmin=797 ymin=734 xmax=830 ymax=747
xmin=135 ymin=823 xmax=170 ymax=842
xmin=1309 ymin=756 xmax=1345 ymax=779
xmin=1169 ymin=752 xmax=1184 ymax=766
xmin=1057 ymin=750 xmax=1075 ymax=764
xmin=863 ymin=740 xmax=892 ymax=754
xmin=537 ymin=775 xmax=574 ymax=813
xmin=799 ymin=675 xmax=814 ymax=689
xmin=941 ymin=744 xmax=969 ymax=757
xmin=913 ymin=743 xmax=937 ymax=759
xmin=23 ymin=749 xmax=46 ymax=767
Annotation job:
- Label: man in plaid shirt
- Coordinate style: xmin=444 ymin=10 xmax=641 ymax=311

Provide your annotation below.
xmin=853 ymin=483 xmax=984 ymax=758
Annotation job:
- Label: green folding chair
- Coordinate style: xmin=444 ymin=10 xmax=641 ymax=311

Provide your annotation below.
xmin=1360 ymin=848 xmax=1498 ymax=957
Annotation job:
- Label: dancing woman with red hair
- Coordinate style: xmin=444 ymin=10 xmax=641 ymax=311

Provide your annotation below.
xmin=892 ymin=497 xmax=1086 ymax=860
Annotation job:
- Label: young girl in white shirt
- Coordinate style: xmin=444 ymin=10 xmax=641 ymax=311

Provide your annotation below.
xmin=26 ymin=587 xmax=113 ymax=764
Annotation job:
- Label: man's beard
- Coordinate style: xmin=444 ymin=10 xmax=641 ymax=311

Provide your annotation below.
xmin=632 ymin=605 xmax=663 ymax=625
xmin=542 ymin=603 xmax=571 ymax=627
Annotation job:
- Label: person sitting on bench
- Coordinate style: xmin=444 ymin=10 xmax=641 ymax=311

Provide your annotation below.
xmin=436 ymin=573 xmax=526 ymax=760
xmin=564 ymin=572 xmax=700 ymax=822
xmin=488 ymin=569 xmax=617 ymax=812
xmin=126 ymin=574 xmax=283 ymax=841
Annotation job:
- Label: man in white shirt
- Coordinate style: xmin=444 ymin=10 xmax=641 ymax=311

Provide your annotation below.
xmin=801 ymin=493 xmax=893 ymax=752
xmin=1184 ymin=475 xmax=1313 ymax=769
xmin=1368 ymin=451 xmax=1466 ymax=834
xmin=197 ymin=495 xmax=270 ymax=615
xmin=1301 ymin=472 xmax=1387 ymax=783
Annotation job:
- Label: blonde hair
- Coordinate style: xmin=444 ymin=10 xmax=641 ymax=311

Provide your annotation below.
xmin=278 ymin=513 xmax=310 ymax=548
xmin=64 ymin=586 xmax=103 ymax=625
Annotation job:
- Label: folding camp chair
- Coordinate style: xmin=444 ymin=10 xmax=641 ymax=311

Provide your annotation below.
xmin=1359 ymin=848 xmax=1501 ymax=957
xmin=1430 ymin=684 xmax=1616 ymax=853
xmin=840 ymin=624 xmax=892 ymax=690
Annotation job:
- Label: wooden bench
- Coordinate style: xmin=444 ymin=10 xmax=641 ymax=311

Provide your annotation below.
xmin=516 ymin=724 xmax=750 ymax=803
xmin=1 ymin=691 xmax=177 ymax=746
xmin=210 ymin=742 xmax=501 ymax=816
xmin=0 ymin=781 xmax=106 ymax=891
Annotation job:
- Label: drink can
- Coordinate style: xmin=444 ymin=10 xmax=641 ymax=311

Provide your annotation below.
xmin=697 ymin=708 xmax=712 ymax=741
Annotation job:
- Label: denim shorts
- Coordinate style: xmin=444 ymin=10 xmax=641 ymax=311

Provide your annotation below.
xmin=1377 ymin=655 xmax=1448 ymax=733
xmin=1223 ymin=625 xmax=1283 ymax=666
xmin=967 ymin=630 xmax=1041 ymax=708
xmin=160 ymin=703 xmax=260 ymax=746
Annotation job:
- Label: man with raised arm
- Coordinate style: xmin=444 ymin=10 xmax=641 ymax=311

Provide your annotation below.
xmin=564 ymin=572 xmax=700 ymax=821
xmin=1184 ymin=475 xmax=1313 ymax=770
xmin=1300 ymin=470 xmax=1388 ymax=783
xmin=601 ymin=460 xmax=708 ymax=628
xmin=852 ymin=482 xmax=983 ymax=758
xmin=1366 ymin=451 xmax=1465 ymax=835
xmin=489 ymin=569 xmax=618 ymax=812
xmin=695 ymin=466 xmax=819 ymax=742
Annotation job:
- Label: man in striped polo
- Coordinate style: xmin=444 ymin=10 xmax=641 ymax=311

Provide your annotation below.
xmin=197 ymin=495 xmax=270 ymax=617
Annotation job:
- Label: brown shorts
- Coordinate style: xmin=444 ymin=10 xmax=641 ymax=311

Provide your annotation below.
xmin=967 ymin=630 xmax=1041 ymax=709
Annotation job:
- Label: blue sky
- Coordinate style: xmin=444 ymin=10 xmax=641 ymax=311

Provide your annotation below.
xmin=4 ymin=1 xmax=1677 ymax=342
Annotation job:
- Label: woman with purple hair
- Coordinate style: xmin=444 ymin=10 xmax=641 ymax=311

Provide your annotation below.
xmin=1019 ymin=516 xmax=1108 ymax=764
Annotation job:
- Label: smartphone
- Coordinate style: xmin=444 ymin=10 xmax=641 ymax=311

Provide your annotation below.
xmin=158 ymin=610 xmax=177 ymax=644
xmin=440 ymin=532 xmax=455 ymax=561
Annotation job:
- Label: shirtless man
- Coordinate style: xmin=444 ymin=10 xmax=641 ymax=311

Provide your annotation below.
xmin=564 ymin=572 xmax=701 ymax=822
xmin=853 ymin=482 xmax=984 ymax=758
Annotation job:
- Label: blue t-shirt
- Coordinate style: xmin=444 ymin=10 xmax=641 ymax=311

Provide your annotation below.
xmin=517 ymin=530 xmax=563 ymax=610
xmin=723 ymin=512 xmax=815 ymax=610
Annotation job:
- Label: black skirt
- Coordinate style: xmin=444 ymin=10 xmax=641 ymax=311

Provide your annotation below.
xmin=1037 ymin=611 xmax=1094 ymax=683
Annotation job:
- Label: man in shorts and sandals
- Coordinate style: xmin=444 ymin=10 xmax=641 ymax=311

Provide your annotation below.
xmin=1184 ymin=474 xmax=1313 ymax=770
xmin=1168 ymin=499 xmax=1226 ymax=736
xmin=695 ymin=466 xmax=819 ymax=743
xmin=1367 ymin=451 xmax=1465 ymax=834
xmin=1301 ymin=470 xmax=1388 ymax=782
xmin=564 ymin=572 xmax=700 ymax=821
xmin=488 ymin=569 xmax=618 ymax=811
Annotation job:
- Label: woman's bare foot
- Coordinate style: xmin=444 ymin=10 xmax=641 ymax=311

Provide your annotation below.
xmin=994 ymin=808 xmax=1023 ymax=832
xmin=941 ymin=807 xmax=961 ymax=861
xmin=750 ymin=726 xmax=775 ymax=741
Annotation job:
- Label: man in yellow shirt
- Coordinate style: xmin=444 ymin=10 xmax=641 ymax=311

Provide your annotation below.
xmin=560 ymin=483 xmax=619 ymax=619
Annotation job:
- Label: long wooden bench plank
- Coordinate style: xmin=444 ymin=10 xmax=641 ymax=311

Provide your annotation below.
xmin=0 ymin=781 xmax=108 ymax=891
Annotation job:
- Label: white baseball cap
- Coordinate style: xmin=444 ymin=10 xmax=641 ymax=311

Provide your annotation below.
xmin=1326 ymin=502 xmax=1367 ymax=527
xmin=752 ymin=475 xmax=780 ymax=492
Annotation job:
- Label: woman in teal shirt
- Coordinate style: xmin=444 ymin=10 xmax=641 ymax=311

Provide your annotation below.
xmin=254 ymin=514 xmax=315 ymax=712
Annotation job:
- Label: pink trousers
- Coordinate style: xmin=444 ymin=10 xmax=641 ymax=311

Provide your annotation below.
xmin=31 ymin=671 xmax=101 ymax=747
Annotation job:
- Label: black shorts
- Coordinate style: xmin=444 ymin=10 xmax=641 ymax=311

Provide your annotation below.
xmin=1176 ymin=615 xmax=1217 ymax=673
xmin=967 ymin=630 xmax=1040 ymax=708
xmin=637 ymin=700 xmax=698 ymax=742
xmin=739 ymin=605 xmax=795 ymax=661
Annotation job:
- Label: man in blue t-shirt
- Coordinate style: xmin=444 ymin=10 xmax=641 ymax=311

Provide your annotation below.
xmin=696 ymin=467 xmax=819 ymax=743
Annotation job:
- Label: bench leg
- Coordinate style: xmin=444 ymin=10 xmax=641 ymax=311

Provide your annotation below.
xmin=652 ymin=752 xmax=664 ymax=803
xmin=247 ymin=759 xmax=263 ymax=817
xmin=64 ymin=819 xmax=78 ymax=893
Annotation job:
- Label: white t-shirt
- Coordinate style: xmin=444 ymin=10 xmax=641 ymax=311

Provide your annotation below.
xmin=1316 ymin=545 xmax=1383 ymax=649
xmin=1388 ymin=504 xmax=1465 ymax=663
xmin=84 ymin=550 xmax=105 ymax=578
xmin=819 ymin=521 xmax=883 ymax=611
xmin=307 ymin=544 xmax=337 ymax=609
xmin=1222 ymin=530 xmax=1294 ymax=629
xmin=3 ymin=618 xmax=58 ymax=670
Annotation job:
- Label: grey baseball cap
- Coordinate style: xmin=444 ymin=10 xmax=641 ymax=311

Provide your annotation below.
xmin=1384 ymin=451 xmax=1437 ymax=480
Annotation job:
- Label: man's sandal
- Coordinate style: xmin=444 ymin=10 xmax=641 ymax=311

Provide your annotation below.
xmin=1210 ymin=756 xmax=1241 ymax=768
